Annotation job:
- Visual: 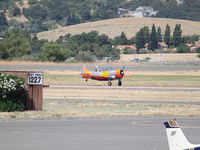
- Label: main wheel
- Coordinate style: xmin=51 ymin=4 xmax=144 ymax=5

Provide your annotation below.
xmin=108 ymin=81 xmax=112 ymax=86
xmin=118 ymin=80 xmax=122 ymax=86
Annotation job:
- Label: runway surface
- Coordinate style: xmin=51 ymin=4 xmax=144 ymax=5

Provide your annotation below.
xmin=1 ymin=64 xmax=200 ymax=72
xmin=49 ymin=85 xmax=200 ymax=90
xmin=0 ymin=117 xmax=200 ymax=150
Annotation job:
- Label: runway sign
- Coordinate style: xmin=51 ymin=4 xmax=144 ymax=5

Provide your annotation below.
xmin=28 ymin=72 xmax=43 ymax=85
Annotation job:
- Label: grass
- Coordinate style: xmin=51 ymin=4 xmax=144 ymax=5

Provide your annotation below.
xmin=1 ymin=99 xmax=200 ymax=120
xmin=44 ymin=73 xmax=200 ymax=87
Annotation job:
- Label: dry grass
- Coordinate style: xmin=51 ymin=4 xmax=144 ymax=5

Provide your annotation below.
xmin=37 ymin=17 xmax=200 ymax=41
xmin=1 ymin=100 xmax=200 ymax=120
xmin=44 ymin=88 xmax=200 ymax=102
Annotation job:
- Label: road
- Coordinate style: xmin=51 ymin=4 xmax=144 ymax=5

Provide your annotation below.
xmin=1 ymin=64 xmax=200 ymax=72
xmin=0 ymin=117 xmax=200 ymax=150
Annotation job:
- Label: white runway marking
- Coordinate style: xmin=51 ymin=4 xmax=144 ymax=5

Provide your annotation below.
xmin=49 ymin=85 xmax=200 ymax=90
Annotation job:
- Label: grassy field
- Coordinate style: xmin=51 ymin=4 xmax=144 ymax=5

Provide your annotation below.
xmin=44 ymin=73 xmax=200 ymax=87
xmin=0 ymin=99 xmax=200 ymax=120
xmin=1 ymin=61 xmax=200 ymax=119
xmin=37 ymin=17 xmax=200 ymax=41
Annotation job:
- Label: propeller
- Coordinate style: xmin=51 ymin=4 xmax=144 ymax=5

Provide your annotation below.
xmin=120 ymin=65 xmax=125 ymax=77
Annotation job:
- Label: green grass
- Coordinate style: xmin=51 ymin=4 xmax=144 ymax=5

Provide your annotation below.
xmin=44 ymin=73 xmax=200 ymax=87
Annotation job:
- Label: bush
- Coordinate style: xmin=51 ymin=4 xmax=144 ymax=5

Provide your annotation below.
xmin=0 ymin=73 xmax=27 ymax=112
xmin=138 ymin=48 xmax=148 ymax=54
xmin=177 ymin=44 xmax=190 ymax=53
xmin=75 ymin=51 xmax=94 ymax=62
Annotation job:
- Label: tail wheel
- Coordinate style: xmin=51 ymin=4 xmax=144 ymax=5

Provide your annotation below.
xmin=118 ymin=80 xmax=122 ymax=86
xmin=108 ymin=81 xmax=112 ymax=86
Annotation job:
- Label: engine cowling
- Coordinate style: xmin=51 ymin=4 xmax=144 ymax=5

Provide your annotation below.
xmin=116 ymin=70 xmax=124 ymax=78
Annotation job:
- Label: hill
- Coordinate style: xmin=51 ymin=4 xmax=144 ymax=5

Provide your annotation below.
xmin=37 ymin=17 xmax=200 ymax=41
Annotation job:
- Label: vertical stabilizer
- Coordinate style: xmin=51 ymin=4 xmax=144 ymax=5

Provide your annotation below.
xmin=164 ymin=120 xmax=198 ymax=150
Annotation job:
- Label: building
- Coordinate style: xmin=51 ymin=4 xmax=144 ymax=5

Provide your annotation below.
xmin=117 ymin=45 xmax=137 ymax=51
xmin=133 ymin=6 xmax=158 ymax=17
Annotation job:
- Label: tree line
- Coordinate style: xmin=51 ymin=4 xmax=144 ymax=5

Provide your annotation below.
xmin=0 ymin=29 xmax=120 ymax=62
xmin=1 ymin=0 xmax=200 ymax=33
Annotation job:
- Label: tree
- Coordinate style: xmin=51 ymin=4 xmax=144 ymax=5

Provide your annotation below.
xmin=0 ymin=42 xmax=9 ymax=59
xmin=157 ymin=27 xmax=162 ymax=42
xmin=38 ymin=42 xmax=72 ymax=62
xmin=148 ymin=24 xmax=158 ymax=51
xmin=136 ymin=28 xmax=145 ymax=52
xmin=0 ymin=12 xmax=8 ymax=31
xmin=173 ymin=24 xmax=182 ymax=47
xmin=119 ymin=32 xmax=128 ymax=45
xmin=12 ymin=7 xmax=21 ymax=16
xmin=142 ymin=26 xmax=150 ymax=44
xmin=3 ymin=29 xmax=32 ymax=59
xmin=164 ymin=24 xmax=171 ymax=47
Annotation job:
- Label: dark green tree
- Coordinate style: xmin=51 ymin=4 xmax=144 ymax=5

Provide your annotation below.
xmin=136 ymin=28 xmax=145 ymax=52
xmin=172 ymin=24 xmax=182 ymax=47
xmin=0 ymin=12 xmax=8 ymax=31
xmin=142 ymin=26 xmax=150 ymax=44
xmin=0 ymin=42 xmax=9 ymax=59
xmin=164 ymin=24 xmax=171 ymax=47
xmin=119 ymin=32 xmax=128 ymax=45
xmin=12 ymin=7 xmax=21 ymax=16
xmin=148 ymin=24 xmax=158 ymax=50
xmin=157 ymin=27 xmax=162 ymax=42
xmin=38 ymin=42 xmax=72 ymax=62
xmin=3 ymin=29 xmax=32 ymax=59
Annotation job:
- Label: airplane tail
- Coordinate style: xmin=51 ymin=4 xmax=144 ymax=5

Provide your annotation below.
xmin=164 ymin=119 xmax=198 ymax=150
xmin=81 ymin=66 xmax=89 ymax=73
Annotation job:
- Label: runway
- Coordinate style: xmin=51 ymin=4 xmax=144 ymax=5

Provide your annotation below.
xmin=1 ymin=64 xmax=200 ymax=72
xmin=49 ymin=85 xmax=200 ymax=90
xmin=0 ymin=117 xmax=200 ymax=150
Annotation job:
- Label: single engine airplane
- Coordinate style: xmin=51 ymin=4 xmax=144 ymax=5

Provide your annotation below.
xmin=80 ymin=66 xmax=134 ymax=86
xmin=164 ymin=119 xmax=200 ymax=150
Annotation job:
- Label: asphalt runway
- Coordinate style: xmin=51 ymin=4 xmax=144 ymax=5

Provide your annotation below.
xmin=1 ymin=64 xmax=200 ymax=72
xmin=0 ymin=117 xmax=200 ymax=150
xmin=49 ymin=85 xmax=200 ymax=90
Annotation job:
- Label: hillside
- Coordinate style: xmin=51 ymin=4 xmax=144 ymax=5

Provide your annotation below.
xmin=37 ymin=17 xmax=200 ymax=41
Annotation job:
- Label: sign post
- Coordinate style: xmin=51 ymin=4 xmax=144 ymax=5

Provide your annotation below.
xmin=27 ymin=72 xmax=43 ymax=110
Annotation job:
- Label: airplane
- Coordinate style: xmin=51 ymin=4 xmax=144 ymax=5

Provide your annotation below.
xmin=164 ymin=119 xmax=200 ymax=150
xmin=80 ymin=66 xmax=134 ymax=86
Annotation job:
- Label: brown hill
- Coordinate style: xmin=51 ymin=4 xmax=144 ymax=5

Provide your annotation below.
xmin=37 ymin=17 xmax=200 ymax=41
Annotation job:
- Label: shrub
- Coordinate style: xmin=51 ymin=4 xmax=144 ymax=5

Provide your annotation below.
xmin=0 ymin=73 xmax=27 ymax=112
xmin=138 ymin=48 xmax=148 ymax=54
xmin=177 ymin=44 xmax=190 ymax=53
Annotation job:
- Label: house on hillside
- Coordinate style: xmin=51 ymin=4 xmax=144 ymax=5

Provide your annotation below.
xmin=160 ymin=0 xmax=185 ymax=5
xmin=117 ymin=8 xmax=134 ymax=17
xmin=145 ymin=42 xmax=168 ymax=51
xmin=133 ymin=6 xmax=158 ymax=17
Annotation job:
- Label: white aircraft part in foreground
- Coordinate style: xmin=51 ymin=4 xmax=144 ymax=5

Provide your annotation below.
xmin=164 ymin=119 xmax=200 ymax=150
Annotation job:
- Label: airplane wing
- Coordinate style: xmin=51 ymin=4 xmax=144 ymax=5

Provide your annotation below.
xmin=82 ymin=74 xmax=109 ymax=80
xmin=123 ymin=74 xmax=135 ymax=78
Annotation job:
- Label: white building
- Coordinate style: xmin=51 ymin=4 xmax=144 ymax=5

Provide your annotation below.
xmin=133 ymin=6 xmax=158 ymax=17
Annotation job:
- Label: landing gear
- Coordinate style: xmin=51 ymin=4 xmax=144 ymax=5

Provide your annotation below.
xmin=118 ymin=80 xmax=122 ymax=86
xmin=108 ymin=81 xmax=112 ymax=86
